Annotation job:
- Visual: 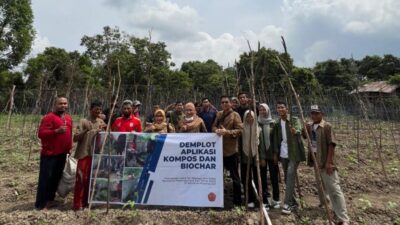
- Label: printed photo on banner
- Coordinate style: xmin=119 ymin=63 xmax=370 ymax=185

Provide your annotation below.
xmin=92 ymin=155 xmax=124 ymax=179
xmin=122 ymin=167 xmax=142 ymax=203
xmin=125 ymin=133 xmax=156 ymax=167
xmin=91 ymin=178 xmax=122 ymax=203
xmin=94 ymin=133 xmax=127 ymax=155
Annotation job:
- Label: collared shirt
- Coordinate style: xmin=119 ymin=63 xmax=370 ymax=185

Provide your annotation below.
xmin=198 ymin=107 xmax=217 ymax=132
xmin=311 ymin=123 xmax=319 ymax=153
xmin=212 ymin=109 xmax=243 ymax=157
xmin=305 ymin=119 xmax=337 ymax=168
xmin=280 ymin=120 xmax=288 ymax=158
xmin=112 ymin=115 xmax=142 ymax=132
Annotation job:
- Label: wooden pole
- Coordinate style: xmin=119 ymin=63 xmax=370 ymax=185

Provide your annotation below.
xmin=280 ymin=37 xmax=304 ymax=208
xmin=354 ymin=92 xmax=388 ymax=180
xmin=276 ymin=55 xmax=333 ymax=224
xmin=247 ymin=40 xmax=267 ymax=225
xmin=88 ymin=61 xmax=122 ymax=215
xmin=245 ymin=124 xmax=252 ymax=209
xmin=6 ymin=85 xmax=16 ymax=129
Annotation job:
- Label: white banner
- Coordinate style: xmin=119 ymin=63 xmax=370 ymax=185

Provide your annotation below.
xmin=89 ymin=132 xmax=224 ymax=208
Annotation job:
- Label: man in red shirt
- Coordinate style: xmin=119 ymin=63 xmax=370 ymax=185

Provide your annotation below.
xmin=35 ymin=97 xmax=73 ymax=210
xmin=112 ymin=100 xmax=142 ymax=132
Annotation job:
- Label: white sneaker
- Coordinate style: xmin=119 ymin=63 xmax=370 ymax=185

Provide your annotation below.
xmin=281 ymin=204 xmax=297 ymax=214
xmin=263 ymin=203 xmax=270 ymax=211
xmin=247 ymin=202 xmax=255 ymax=208
xmin=270 ymin=199 xmax=281 ymax=209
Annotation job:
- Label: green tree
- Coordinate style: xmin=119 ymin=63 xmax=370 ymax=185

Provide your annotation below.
xmin=358 ymin=55 xmax=382 ymax=81
xmin=313 ymin=59 xmax=356 ymax=93
xmin=181 ymin=59 xmax=223 ymax=98
xmin=0 ymin=0 xmax=35 ymax=71
xmin=236 ymin=47 xmax=293 ymax=100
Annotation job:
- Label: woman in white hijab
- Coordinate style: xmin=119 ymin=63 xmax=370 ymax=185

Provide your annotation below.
xmin=241 ymin=110 xmax=261 ymax=208
xmin=258 ymin=103 xmax=280 ymax=208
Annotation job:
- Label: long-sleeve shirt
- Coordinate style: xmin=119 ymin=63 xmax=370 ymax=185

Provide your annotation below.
xmin=212 ymin=109 xmax=243 ymax=157
xmin=38 ymin=112 xmax=73 ymax=156
xmin=272 ymin=116 xmax=306 ymax=162
xmin=74 ymin=117 xmax=105 ymax=159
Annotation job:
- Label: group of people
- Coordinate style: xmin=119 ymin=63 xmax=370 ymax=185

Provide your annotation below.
xmin=35 ymin=93 xmax=349 ymax=225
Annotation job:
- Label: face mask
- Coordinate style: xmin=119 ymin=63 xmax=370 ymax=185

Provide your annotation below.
xmin=185 ymin=116 xmax=194 ymax=122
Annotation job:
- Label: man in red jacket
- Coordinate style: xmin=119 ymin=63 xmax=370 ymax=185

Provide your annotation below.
xmin=112 ymin=100 xmax=142 ymax=132
xmin=35 ymin=97 xmax=73 ymax=210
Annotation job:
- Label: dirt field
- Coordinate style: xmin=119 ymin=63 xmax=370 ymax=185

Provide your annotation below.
xmin=0 ymin=115 xmax=399 ymax=225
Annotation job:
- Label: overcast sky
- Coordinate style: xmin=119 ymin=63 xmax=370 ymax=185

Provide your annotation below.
xmin=31 ymin=0 xmax=400 ymax=68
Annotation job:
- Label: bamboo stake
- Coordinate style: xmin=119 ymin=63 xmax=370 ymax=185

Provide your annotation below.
xmin=379 ymin=93 xmax=400 ymax=159
xmin=276 ymin=54 xmax=333 ymax=224
xmin=6 ymin=85 xmax=16 ymax=129
xmin=280 ymin=37 xmax=304 ymax=208
xmin=354 ymin=93 xmax=388 ymax=180
xmin=88 ymin=60 xmax=122 ymax=215
xmin=245 ymin=124 xmax=252 ymax=210
xmin=247 ymin=40 xmax=267 ymax=225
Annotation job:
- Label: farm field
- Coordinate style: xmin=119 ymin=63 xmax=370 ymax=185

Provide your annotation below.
xmin=0 ymin=114 xmax=399 ymax=225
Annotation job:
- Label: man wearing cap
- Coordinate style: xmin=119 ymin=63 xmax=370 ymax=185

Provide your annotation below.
xmin=112 ymin=100 xmax=142 ymax=132
xmin=303 ymin=105 xmax=350 ymax=225
xmin=132 ymin=100 xmax=141 ymax=118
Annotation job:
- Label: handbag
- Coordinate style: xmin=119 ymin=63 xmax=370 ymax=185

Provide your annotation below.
xmin=57 ymin=154 xmax=77 ymax=198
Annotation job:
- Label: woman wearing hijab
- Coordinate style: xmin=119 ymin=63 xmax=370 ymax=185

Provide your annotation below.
xmin=144 ymin=109 xmax=175 ymax=133
xmin=241 ymin=109 xmax=269 ymax=208
xmin=258 ymin=103 xmax=280 ymax=209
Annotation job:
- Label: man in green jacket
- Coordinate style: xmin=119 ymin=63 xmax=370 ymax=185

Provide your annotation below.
xmin=272 ymin=101 xmax=305 ymax=214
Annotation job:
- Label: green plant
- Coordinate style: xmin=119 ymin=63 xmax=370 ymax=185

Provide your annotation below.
xmin=298 ymin=216 xmax=312 ymax=225
xmin=358 ymin=198 xmax=372 ymax=210
xmin=387 ymin=201 xmax=398 ymax=209
xmin=123 ymin=200 xmax=138 ymax=218
xmin=233 ymin=206 xmax=245 ymax=216
xmin=394 ymin=217 xmax=400 ymax=225
xmin=37 ymin=219 xmax=48 ymax=225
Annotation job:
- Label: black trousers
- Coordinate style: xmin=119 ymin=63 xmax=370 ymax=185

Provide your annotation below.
xmin=266 ymin=159 xmax=280 ymax=201
xmin=35 ymin=154 xmax=66 ymax=209
xmin=241 ymin=162 xmax=269 ymax=204
xmin=223 ymin=154 xmax=242 ymax=206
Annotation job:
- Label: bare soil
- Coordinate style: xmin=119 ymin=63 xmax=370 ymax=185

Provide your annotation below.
xmin=0 ymin=118 xmax=399 ymax=225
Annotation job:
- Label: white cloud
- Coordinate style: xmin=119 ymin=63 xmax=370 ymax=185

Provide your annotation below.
xmin=30 ymin=33 xmax=52 ymax=57
xmin=102 ymin=0 xmax=399 ymax=68
xmin=106 ymin=0 xmax=199 ymax=41
xmin=167 ymin=25 xmax=284 ymax=68
xmin=282 ymin=0 xmax=400 ymax=35
xmin=343 ymin=21 xmax=373 ymax=34
xmin=302 ymin=40 xmax=335 ymax=66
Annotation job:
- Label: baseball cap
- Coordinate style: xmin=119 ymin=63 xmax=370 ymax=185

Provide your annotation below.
xmin=133 ymin=100 xmax=141 ymax=106
xmin=310 ymin=105 xmax=322 ymax=112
